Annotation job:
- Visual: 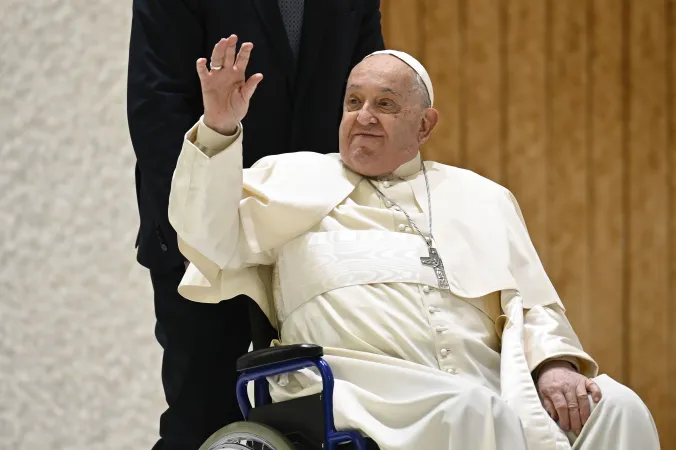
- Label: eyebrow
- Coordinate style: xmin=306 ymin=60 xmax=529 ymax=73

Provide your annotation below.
xmin=346 ymin=84 xmax=400 ymax=96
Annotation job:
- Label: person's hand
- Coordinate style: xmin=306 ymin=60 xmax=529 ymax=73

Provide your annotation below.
xmin=197 ymin=35 xmax=263 ymax=135
xmin=536 ymin=360 xmax=602 ymax=436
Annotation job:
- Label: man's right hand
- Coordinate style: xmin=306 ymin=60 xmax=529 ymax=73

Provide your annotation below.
xmin=197 ymin=35 xmax=263 ymax=135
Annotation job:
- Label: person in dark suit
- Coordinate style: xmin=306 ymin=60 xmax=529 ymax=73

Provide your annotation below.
xmin=126 ymin=1 xmax=384 ymax=449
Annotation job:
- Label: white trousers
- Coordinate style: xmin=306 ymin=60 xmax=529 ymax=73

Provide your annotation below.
xmin=268 ymin=352 xmax=660 ymax=450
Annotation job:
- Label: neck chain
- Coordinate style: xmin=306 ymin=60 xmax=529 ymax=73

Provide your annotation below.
xmin=365 ymin=158 xmax=450 ymax=290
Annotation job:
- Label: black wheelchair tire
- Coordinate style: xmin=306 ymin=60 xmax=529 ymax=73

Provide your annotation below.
xmin=199 ymin=421 xmax=296 ymax=450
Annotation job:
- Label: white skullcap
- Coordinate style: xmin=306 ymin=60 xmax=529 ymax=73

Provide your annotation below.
xmin=364 ymin=49 xmax=434 ymax=106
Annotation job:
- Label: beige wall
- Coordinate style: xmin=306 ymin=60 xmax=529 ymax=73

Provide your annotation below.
xmin=0 ymin=1 xmax=164 ymax=448
xmin=382 ymin=0 xmax=676 ymax=447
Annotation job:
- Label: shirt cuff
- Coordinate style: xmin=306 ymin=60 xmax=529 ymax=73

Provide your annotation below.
xmin=532 ymin=356 xmax=580 ymax=381
xmin=195 ymin=116 xmax=242 ymax=157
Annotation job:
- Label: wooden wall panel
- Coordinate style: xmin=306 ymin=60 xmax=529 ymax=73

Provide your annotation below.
xmin=462 ymin=0 xmax=504 ymax=184
xmin=547 ymin=0 xmax=591 ymax=344
xmin=668 ymin=0 xmax=676 ymax=437
xmin=380 ymin=0 xmax=420 ymax=57
xmin=627 ymin=0 xmax=671 ymax=440
xmin=586 ymin=0 xmax=626 ymax=382
xmin=381 ymin=0 xmax=675 ymax=445
xmin=504 ymin=0 xmax=550 ymax=264
xmin=420 ymin=0 xmax=461 ymax=165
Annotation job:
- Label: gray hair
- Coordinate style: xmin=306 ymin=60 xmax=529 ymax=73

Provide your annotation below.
xmin=412 ymin=72 xmax=432 ymax=108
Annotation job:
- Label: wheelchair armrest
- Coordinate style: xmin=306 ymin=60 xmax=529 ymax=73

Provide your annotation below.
xmin=236 ymin=343 xmax=324 ymax=372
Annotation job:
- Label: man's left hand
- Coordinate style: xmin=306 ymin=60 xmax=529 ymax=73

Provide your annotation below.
xmin=536 ymin=360 xmax=602 ymax=436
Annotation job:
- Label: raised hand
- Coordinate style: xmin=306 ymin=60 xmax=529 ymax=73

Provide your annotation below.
xmin=197 ymin=35 xmax=263 ymax=135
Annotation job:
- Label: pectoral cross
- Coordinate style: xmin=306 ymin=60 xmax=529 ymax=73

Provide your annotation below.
xmin=420 ymin=243 xmax=450 ymax=290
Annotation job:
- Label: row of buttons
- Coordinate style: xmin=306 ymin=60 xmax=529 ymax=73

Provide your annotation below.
xmin=423 ymin=287 xmax=458 ymax=375
xmin=380 ymin=180 xmax=423 ymax=239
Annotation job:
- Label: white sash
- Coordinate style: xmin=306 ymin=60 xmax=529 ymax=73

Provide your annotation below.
xmin=276 ymin=230 xmax=437 ymax=320
xmin=501 ymin=290 xmax=571 ymax=450
xmin=276 ymin=230 xmax=518 ymax=321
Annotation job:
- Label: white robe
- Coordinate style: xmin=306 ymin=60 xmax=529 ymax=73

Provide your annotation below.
xmin=168 ymin=120 xmax=660 ymax=450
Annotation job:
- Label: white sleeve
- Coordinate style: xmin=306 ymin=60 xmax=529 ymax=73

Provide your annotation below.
xmin=168 ymin=120 xmax=275 ymax=269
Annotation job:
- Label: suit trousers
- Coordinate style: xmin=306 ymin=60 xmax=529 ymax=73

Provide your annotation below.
xmin=149 ymin=266 xmax=253 ymax=450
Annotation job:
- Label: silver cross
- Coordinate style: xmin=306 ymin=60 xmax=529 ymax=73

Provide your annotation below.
xmin=420 ymin=246 xmax=450 ymax=290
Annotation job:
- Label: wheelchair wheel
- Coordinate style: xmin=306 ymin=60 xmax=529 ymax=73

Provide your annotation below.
xmin=199 ymin=421 xmax=296 ymax=450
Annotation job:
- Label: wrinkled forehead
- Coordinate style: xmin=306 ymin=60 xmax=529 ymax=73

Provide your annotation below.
xmin=346 ymin=54 xmax=416 ymax=93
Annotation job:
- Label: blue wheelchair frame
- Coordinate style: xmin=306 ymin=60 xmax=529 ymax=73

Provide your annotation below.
xmin=235 ymin=356 xmax=368 ymax=450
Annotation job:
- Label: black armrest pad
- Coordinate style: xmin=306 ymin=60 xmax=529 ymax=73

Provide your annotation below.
xmin=237 ymin=344 xmax=324 ymax=372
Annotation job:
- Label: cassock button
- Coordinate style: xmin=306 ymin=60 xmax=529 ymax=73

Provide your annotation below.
xmin=435 ymin=325 xmax=447 ymax=333
xmin=422 ymin=285 xmax=431 ymax=294
xmin=428 ymin=306 xmax=439 ymax=314
xmin=398 ymin=224 xmax=406 ymax=232
xmin=440 ymin=348 xmax=449 ymax=357
xmin=446 ymin=368 xmax=457 ymax=375
xmin=404 ymin=226 xmax=412 ymax=233
xmin=383 ymin=181 xmax=391 ymax=188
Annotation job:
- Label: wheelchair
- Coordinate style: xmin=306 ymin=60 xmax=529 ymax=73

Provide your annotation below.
xmin=198 ymin=343 xmax=379 ymax=450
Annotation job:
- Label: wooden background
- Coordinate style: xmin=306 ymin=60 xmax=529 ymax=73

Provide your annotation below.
xmin=380 ymin=0 xmax=675 ymax=446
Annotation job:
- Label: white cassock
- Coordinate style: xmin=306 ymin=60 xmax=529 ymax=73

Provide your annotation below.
xmin=168 ymin=119 xmax=660 ymax=450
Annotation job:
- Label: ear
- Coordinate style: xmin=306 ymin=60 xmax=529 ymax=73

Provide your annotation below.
xmin=417 ymin=108 xmax=439 ymax=145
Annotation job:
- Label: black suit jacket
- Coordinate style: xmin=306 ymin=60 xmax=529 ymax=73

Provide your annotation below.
xmin=127 ymin=0 xmax=384 ymax=271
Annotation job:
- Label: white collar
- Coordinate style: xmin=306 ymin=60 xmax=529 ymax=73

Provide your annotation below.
xmin=340 ymin=153 xmax=423 ymax=180
xmin=378 ymin=153 xmax=422 ymax=180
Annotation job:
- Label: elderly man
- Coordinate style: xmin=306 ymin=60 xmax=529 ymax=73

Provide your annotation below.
xmin=168 ymin=37 xmax=660 ymax=450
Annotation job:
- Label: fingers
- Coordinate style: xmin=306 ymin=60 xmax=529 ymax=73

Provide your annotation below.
xmin=576 ymin=379 xmax=591 ymax=427
xmin=586 ymin=378 xmax=603 ymax=403
xmin=550 ymin=392 xmax=570 ymax=432
xmin=242 ymin=73 xmax=263 ymax=101
xmin=206 ymin=36 xmax=254 ymax=73
xmin=196 ymin=58 xmax=209 ymax=81
xmin=542 ymin=396 xmax=559 ymax=421
xmin=563 ymin=386 xmax=583 ymax=436
xmin=199 ymin=34 xmax=261 ymax=104
xmin=210 ymin=37 xmax=229 ymax=69
xmin=224 ymin=34 xmax=238 ymax=68
xmin=235 ymin=42 xmax=254 ymax=73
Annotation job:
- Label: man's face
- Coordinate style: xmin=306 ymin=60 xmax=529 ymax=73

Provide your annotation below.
xmin=338 ymin=55 xmax=436 ymax=177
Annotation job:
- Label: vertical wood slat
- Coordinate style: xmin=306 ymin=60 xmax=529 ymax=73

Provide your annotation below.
xmin=666 ymin=0 xmax=676 ymax=442
xmin=504 ymin=0 xmax=549 ymax=263
xmin=379 ymin=0 xmax=421 ymax=59
xmin=421 ymin=0 xmax=462 ymax=165
xmin=586 ymin=0 xmax=626 ymax=382
xmin=546 ymin=0 xmax=590 ymax=345
xmin=462 ymin=0 xmax=503 ymax=184
xmin=627 ymin=0 xmax=671 ymax=440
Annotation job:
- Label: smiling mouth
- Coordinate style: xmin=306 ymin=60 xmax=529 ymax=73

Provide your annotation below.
xmin=352 ymin=133 xmax=383 ymax=138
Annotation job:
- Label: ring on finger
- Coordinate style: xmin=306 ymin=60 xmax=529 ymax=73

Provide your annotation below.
xmin=210 ymin=62 xmax=223 ymax=70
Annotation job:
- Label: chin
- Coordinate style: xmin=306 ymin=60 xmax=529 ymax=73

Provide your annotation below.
xmin=341 ymin=147 xmax=385 ymax=177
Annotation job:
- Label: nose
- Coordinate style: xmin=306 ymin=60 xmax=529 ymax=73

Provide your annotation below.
xmin=356 ymin=104 xmax=378 ymax=125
